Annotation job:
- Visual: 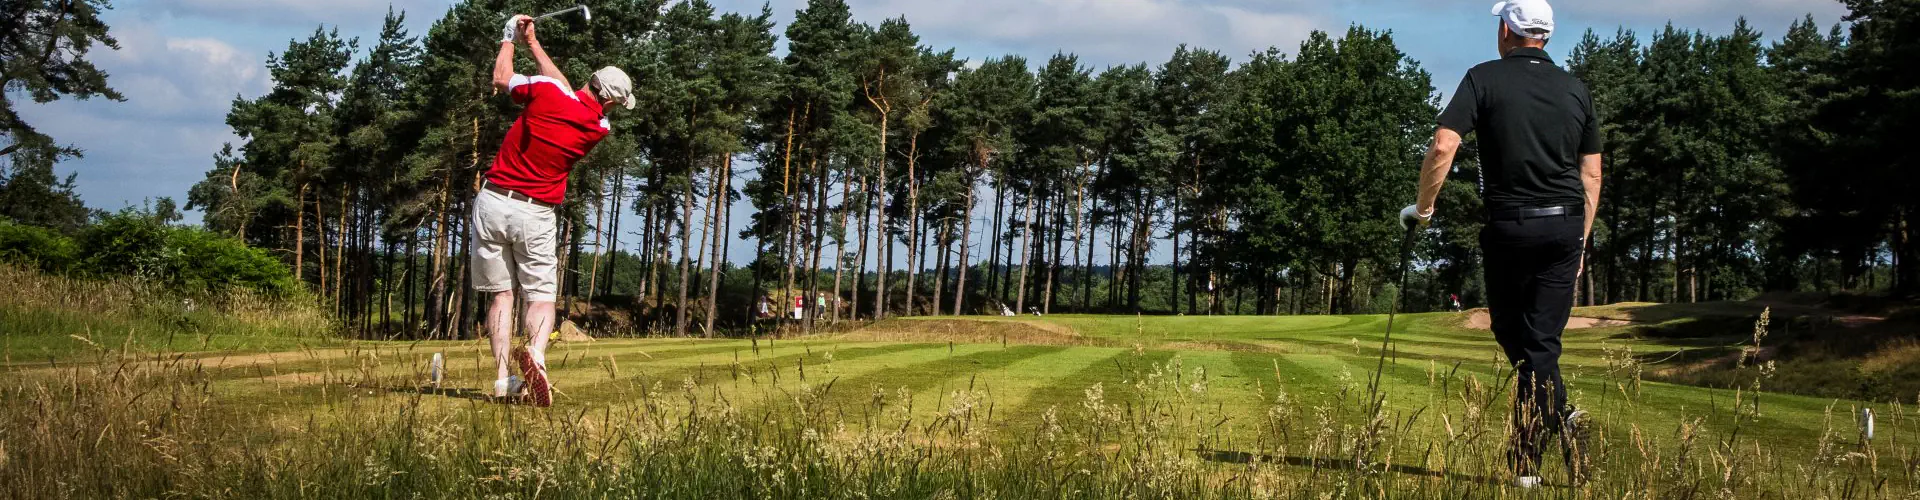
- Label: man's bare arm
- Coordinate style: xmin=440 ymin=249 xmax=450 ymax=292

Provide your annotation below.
xmin=1580 ymin=153 xmax=1603 ymax=243
xmin=1415 ymin=127 xmax=1463 ymax=216
xmin=522 ymin=20 xmax=572 ymax=90
xmin=492 ymin=40 xmax=516 ymax=93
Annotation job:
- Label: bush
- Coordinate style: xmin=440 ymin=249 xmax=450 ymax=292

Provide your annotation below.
xmin=160 ymin=227 xmax=298 ymax=296
xmin=0 ymin=220 xmax=79 ymax=272
xmin=74 ymin=211 xmax=296 ymax=296
xmin=74 ymin=211 xmax=171 ymax=279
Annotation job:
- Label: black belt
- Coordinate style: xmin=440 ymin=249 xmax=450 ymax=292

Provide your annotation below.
xmin=483 ymin=182 xmax=557 ymax=209
xmin=1488 ymin=205 xmax=1577 ymax=221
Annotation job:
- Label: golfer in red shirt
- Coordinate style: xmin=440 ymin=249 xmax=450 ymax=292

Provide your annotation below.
xmin=479 ymin=15 xmax=633 ymax=406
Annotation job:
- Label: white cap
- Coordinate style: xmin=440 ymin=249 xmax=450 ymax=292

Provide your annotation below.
xmin=1492 ymin=0 xmax=1554 ymax=40
xmin=591 ymin=66 xmax=635 ymax=110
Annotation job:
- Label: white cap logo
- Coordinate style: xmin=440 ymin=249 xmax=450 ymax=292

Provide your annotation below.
xmin=1493 ymin=0 xmax=1555 ymax=40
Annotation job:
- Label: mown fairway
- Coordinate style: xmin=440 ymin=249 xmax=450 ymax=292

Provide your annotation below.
xmin=7 ymin=304 xmax=1908 ymax=497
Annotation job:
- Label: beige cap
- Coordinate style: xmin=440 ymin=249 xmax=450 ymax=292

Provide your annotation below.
xmin=591 ymin=66 xmax=635 ymax=110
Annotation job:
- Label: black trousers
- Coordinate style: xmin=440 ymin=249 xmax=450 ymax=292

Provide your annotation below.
xmin=1480 ymin=211 xmax=1583 ymax=475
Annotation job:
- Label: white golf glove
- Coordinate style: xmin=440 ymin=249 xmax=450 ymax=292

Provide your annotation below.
xmin=502 ymin=15 xmax=530 ymax=44
xmin=1400 ymin=204 xmax=1433 ymax=229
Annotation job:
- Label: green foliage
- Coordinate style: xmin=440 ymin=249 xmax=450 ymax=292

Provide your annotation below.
xmin=74 ymin=211 xmax=296 ymax=296
xmin=0 ymin=0 xmax=123 ymax=162
xmin=0 ymin=219 xmax=78 ymax=272
xmin=0 ymin=153 xmax=94 ymax=232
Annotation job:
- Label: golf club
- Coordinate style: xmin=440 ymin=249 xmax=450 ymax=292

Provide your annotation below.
xmin=1366 ymin=220 xmax=1422 ymax=397
xmin=534 ymin=4 xmax=591 ymax=22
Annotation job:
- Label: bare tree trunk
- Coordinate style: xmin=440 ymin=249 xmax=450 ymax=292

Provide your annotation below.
xmin=604 ymin=169 xmax=624 ymax=300
xmin=427 ymin=180 xmax=449 ymax=337
xmin=1014 ymin=185 xmax=1037 ymax=314
xmin=853 ymin=174 xmax=872 ymax=320
xmin=831 ymin=173 xmax=854 ymax=324
xmin=317 ymin=185 xmax=328 ymax=297
xmin=1169 ymin=190 xmax=1180 ymax=314
xmin=780 ymin=105 xmax=804 ymax=327
xmin=806 ymin=156 xmax=828 ymax=333
xmin=904 ymin=135 xmax=922 ymax=317
xmin=336 ymin=184 xmax=349 ymax=305
xmin=1045 ymin=190 xmax=1064 ymax=314
xmin=1073 ymin=169 xmax=1089 ymax=313
xmin=986 ymin=175 xmax=1004 ymax=306
xmin=871 ymin=112 xmax=892 ymax=321
xmin=586 ymin=170 xmax=609 ymax=300
xmin=954 ymin=171 xmax=977 ymax=316
xmin=931 ymin=218 xmax=948 ymax=316
xmin=675 ymin=167 xmax=699 ymax=337
xmin=704 ymin=156 xmax=732 ymax=337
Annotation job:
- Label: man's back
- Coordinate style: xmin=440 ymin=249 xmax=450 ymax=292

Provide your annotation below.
xmin=1439 ymin=47 xmax=1600 ymax=212
xmin=488 ymin=75 xmax=611 ymax=205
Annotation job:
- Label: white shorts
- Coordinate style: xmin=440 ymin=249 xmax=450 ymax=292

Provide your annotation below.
xmin=470 ymin=188 xmax=559 ymax=302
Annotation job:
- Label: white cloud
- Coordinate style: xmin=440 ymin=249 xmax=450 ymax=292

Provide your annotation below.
xmin=143 ymin=0 xmax=453 ymax=28
xmin=14 ymin=19 xmax=266 ymax=210
xmin=1369 ymin=0 xmax=1848 ymax=33
xmin=851 ymin=0 xmax=1326 ymax=67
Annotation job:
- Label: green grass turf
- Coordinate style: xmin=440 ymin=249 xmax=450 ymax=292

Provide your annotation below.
xmin=8 ymin=307 xmax=1876 ymax=462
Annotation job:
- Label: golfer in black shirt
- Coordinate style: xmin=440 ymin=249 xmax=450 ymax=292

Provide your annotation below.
xmin=1402 ymin=0 xmax=1604 ymax=488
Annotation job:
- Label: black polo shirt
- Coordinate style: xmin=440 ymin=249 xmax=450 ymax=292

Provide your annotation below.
xmin=1437 ymin=47 xmax=1602 ymax=212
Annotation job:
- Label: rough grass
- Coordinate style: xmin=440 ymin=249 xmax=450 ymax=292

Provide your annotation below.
xmin=3 ymin=271 xmax=1915 ymax=498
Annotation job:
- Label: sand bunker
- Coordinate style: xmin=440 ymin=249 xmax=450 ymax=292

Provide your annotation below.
xmin=1463 ymin=309 xmax=1634 ymax=330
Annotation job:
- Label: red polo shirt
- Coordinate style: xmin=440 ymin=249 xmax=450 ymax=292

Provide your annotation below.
xmin=486 ymin=75 xmax=610 ymax=205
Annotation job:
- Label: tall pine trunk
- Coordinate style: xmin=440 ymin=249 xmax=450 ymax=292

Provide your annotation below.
xmin=870 ymin=104 xmax=892 ymax=320
xmin=932 ymin=218 xmax=949 ymax=316
xmin=1014 ymin=185 xmax=1037 ymax=314
xmin=903 ymin=135 xmax=922 ymax=317
xmin=675 ymin=167 xmax=698 ymax=336
xmin=831 ymin=173 xmax=854 ymax=324
xmin=854 ymin=174 xmax=873 ymax=320
xmin=986 ymin=175 xmax=1004 ymax=306
xmin=704 ymin=156 xmax=732 ymax=337
xmin=1045 ymin=190 xmax=1064 ymax=314
xmin=954 ymin=170 xmax=977 ymax=316
xmin=805 ymin=156 xmax=827 ymax=333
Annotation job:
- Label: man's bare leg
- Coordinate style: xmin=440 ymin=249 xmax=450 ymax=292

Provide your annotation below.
xmin=524 ymin=300 xmax=556 ymax=368
xmin=487 ymin=290 xmax=517 ymax=381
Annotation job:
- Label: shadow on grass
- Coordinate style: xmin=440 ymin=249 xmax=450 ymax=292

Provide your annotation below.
xmin=1195 ymin=450 xmax=1504 ymax=486
xmin=381 ymin=384 xmax=539 ymax=406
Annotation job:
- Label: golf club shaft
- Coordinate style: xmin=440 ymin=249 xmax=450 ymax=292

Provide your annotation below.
xmin=1367 ymin=223 xmax=1421 ymax=397
xmin=535 ymin=5 xmax=586 ymax=20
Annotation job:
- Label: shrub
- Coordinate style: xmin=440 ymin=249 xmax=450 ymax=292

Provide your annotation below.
xmin=74 ymin=211 xmax=171 ymax=279
xmin=0 ymin=219 xmax=78 ymax=272
xmin=160 ymin=226 xmax=298 ymax=296
xmin=75 ymin=211 xmax=296 ymax=296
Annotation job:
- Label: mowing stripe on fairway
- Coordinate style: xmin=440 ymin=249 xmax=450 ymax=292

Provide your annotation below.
xmin=960 ymin=347 xmax=1122 ymax=421
xmin=999 ymin=349 xmax=1179 ymax=426
xmin=815 ymin=345 xmax=1068 ymax=416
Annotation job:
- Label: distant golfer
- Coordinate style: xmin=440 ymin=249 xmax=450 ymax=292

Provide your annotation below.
xmin=1402 ymin=0 xmax=1602 ymax=487
xmin=478 ymin=15 xmax=634 ymax=406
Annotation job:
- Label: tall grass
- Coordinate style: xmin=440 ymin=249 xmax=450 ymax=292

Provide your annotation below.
xmin=0 ymin=265 xmax=331 ymax=357
xmin=4 ymin=316 xmax=1914 ymax=499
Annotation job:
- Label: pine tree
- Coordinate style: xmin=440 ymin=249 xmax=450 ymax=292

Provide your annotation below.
xmin=0 ymin=0 xmax=123 ymax=161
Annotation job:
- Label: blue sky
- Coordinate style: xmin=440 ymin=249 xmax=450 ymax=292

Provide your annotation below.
xmin=15 ymin=0 xmax=1849 ymax=265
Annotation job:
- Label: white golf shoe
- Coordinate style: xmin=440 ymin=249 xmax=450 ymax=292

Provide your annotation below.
xmin=1514 ymin=476 xmax=1543 ymax=489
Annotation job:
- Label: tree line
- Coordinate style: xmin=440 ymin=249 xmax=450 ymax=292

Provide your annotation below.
xmin=0 ymin=0 xmax=1875 ymax=339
